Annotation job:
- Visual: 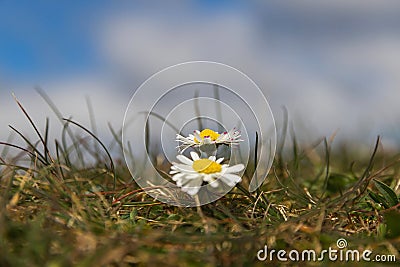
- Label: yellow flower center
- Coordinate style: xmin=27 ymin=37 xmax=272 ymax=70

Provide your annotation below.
xmin=192 ymin=159 xmax=222 ymax=174
xmin=194 ymin=129 xmax=220 ymax=143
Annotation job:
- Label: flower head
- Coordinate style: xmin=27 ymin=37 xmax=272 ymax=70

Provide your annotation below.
xmin=176 ymin=128 xmax=242 ymax=153
xmin=169 ymin=151 xmax=244 ymax=196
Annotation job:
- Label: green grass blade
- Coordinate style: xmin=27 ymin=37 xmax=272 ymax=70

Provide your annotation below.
xmin=62 ymin=118 xmax=116 ymax=190
xmin=373 ymin=179 xmax=399 ymax=208
xmin=13 ymin=94 xmax=51 ymax=163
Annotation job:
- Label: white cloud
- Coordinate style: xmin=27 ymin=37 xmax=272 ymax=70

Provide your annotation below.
xmin=257 ymin=0 xmax=400 ymax=17
xmin=61 ymin=10 xmax=400 ymax=146
xmin=0 ymin=77 xmax=127 ymax=152
xmin=101 ymin=13 xmax=261 ymax=79
xmin=2 ymin=4 xmax=400 ymax=152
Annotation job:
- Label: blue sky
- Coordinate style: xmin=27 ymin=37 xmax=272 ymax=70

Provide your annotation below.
xmin=0 ymin=1 xmax=247 ymax=81
xmin=1 ymin=1 xmax=400 ymax=148
xmin=2 ymin=1 xmax=398 ymax=82
xmin=0 ymin=1 xmax=105 ymax=80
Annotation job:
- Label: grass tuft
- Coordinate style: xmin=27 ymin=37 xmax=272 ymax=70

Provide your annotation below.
xmin=0 ymin=96 xmax=399 ymax=266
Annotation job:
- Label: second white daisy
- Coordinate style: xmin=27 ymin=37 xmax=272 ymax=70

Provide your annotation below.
xmin=169 ymin=151 xmax=245 ymax=196
xmin=176 ymin=128 xmax=243 ymax=153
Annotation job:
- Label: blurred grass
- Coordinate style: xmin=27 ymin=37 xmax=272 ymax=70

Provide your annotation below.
xmin=0 ymin=98 xmax=399 ymax=266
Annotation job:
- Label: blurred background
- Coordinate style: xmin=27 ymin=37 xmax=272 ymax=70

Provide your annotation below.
xmin=1 ymin=0 xmax=400 ymax=151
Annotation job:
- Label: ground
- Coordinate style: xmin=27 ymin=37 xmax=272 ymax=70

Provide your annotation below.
xmin=0 ymin=102 xmax=399 ymax=266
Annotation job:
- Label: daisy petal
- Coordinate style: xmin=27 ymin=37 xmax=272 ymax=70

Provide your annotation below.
xmin=184 ymin=186 xmax=200 ymax=196
xmin=185 ymin=174 xmax=202 ymax=179
xmin=182 ymin=179 xmax=202 ymax=195
xmin=172 ymin=173 xmax=185 ymax=181
xmin=193 ymin=131 xmax=202 ymax=142
xmin=216 ymin=157 xmax=224 ymax=163
xmin=225 ymin=164 xmax=245 ymax=173
xmin=221 ymin=173 xmax=242 ymax=185
xmin=203 ymin=174 xmax=212 ymax=182
xmin=190 ymin=151 xmax=200 ymax=160
xmin=172 ymin=164 xmax=196 ymax=173
xmin=176 ymin=179 xmax=184 ymax=187
xmin=176 ymin=155 xmax=193 ymax=165
xmin=209 ymin=180 xmax=219 ymax=188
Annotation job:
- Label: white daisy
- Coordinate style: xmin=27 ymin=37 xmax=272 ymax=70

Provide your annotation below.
xmin=176 ymin=128 xmax=243 ymax=153
xmin=169 ymin=151 xmax=245 ymax=196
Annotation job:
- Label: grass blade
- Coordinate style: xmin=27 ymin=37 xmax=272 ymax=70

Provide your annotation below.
xmin=0 ymin=141 xmax=47 ymax=165
xmin=373 ymin=179 xmax=399 ymax=208
xmin=12 ymin=94 xmax=52 ymax=163
xmin=8 ymin=125 xmax=47 ymax=164
xmin=62 ymin=118 xmax=116 ymax=190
